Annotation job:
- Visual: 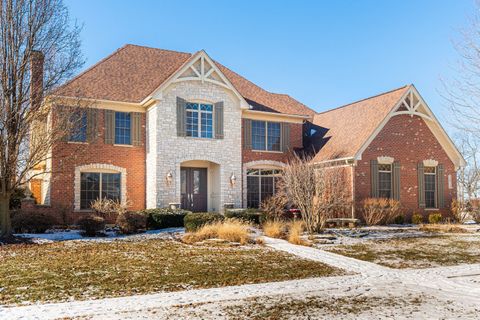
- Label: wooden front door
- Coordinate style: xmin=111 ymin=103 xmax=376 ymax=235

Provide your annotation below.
xmin=181 ymin=167 xmax=208 ymax=212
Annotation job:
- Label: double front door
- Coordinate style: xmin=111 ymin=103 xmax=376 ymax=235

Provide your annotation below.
xmin=181 ymin=167 xmax=208 ymax=212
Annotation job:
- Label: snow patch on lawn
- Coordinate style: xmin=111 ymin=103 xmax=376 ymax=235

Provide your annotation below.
xmin=14 ymin=227 xmax=185 ymax=243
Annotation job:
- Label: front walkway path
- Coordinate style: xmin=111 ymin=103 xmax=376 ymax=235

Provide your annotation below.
xmin=1 ymin=237 xmax=479 ymax=319
xmin=264 ymin=236 xmax=388 ymax=275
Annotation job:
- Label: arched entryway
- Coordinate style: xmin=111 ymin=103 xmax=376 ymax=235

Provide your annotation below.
xmin=180 ymin=160 xmax=221 ymax=212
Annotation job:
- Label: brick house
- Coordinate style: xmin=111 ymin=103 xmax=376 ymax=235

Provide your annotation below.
xmin=29 ymin=44 xmax=464 ymax=223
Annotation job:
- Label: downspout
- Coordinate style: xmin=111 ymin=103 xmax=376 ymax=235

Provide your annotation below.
xmin=349 ymin=159 xmax=356 ymax=219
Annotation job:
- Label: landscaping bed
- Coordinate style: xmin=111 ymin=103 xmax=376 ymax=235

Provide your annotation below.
xmin=325 ymin=234 xmax=480 ymax=269
xmin=0 ymin=239 xmax=343 ymax=305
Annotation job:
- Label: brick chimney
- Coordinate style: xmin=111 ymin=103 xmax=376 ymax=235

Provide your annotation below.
xmin=30 ymin=50 xmax=44 ymax=110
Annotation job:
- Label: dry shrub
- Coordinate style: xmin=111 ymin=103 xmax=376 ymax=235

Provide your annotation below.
xmin=260 ymin=187 xmax=289 ymax=221
xmin=11 ymin=210 xmax=58 ymax=233
xmin=419 ymin=224 xmax=468 ymax=233
xmin=451 ymin=199 xmax=469 ymax=223
xmin=283 ymin=155 xmax=352 ymax=233
xmin=116 ymin=212 xmax=147 ymax=234
xmin=428 ymin=213 xmax=443 ymax=224
xmin=182 ymin=219 xmax=251 ymax=245
xmin=263 ymin=220 xmax=287 ymax=239
xmin=362 ymin=198 xmax=401 ymax=226
xmin=77 ymin=215 xmax=105 ymax=237
xmin=287 ymin=220 xmax=307 ymax=245
xmin=411 ymin=213 xmax=424 ymax=224
xmin=91 ymin=198 xmax=131 ymax=216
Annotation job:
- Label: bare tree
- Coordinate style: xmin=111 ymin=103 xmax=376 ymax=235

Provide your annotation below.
xmin=443 ymin=2 xmax=480 ymax=135
xmin=0 ymin=0 xmax=83 ymax=238
xmin=455 ymin=133 xmax=480 ymax=199
xmin=282 ymin=155 xmax=351 ymax=233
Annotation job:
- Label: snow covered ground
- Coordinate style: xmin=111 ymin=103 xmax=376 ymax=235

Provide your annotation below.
xmin=1 ymin=235 xmax=479 ymax=319
xmin=13 ymin=227 xmax=184 ymax=243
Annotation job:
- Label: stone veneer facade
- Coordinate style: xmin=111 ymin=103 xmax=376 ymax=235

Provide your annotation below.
xmin=147 ymin=81 xmax=244 ymax=211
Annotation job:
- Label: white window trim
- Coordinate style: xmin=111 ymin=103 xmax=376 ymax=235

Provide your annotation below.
xmin=74 ymin=163 xmax=127 ymax=211
xmin=423 ymin=159 xmax=438 ymax=167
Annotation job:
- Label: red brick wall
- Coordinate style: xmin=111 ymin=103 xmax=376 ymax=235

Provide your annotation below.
xmin=50 ymin=109 xmax=146 ymax=224
xmin=355 ymin=115 xmax=457 ymax=219
xmin=242 ymin=121 xmax=304 ymax=164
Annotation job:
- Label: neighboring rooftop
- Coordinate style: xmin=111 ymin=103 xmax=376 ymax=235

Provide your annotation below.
xmin=57 ymin=44 xmax=315 ymax=116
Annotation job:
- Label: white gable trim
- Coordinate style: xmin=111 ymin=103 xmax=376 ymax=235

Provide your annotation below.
xmin=146 ymin=50 xmax=249 ymax=109
xmin=354 ymin=85 xmax=466 ymax=169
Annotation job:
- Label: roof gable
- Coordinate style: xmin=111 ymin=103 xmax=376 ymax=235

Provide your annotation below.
xmin=57 ymin=44 xmax=314 ymax=116
xmin=310 ymin=85 xmax=465 ymax=168
xmin=310 ymin=86 xmax=409 ymax=162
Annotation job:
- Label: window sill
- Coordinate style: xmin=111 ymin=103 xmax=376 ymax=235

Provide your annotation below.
xmin=251 ymin=149 xmax=284 ymax=154
xmin=113 ymin=144 xmax=133 ymax=147
xmin=67 ymin=141 xmax=88 ymax=145
xmin=424 ymin=208 xmax=440 ymax=211
xmin=74 ymin=209 xmax=95 ymax=213
xmin=184 ymin=136 xmax=216 ymax=141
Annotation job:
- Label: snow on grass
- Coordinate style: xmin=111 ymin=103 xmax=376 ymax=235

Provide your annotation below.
xmin=0 ymin=239 xmax=343 ymax=306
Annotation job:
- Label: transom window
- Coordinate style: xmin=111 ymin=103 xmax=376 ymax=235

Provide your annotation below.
xmin=69 ymin=111 xmax=87 ymax=142
xmin=186 ymin=103 xmax=213 ymax=138
xmin=247 ymin=169 xmax=282 ymax=208
xmin=115 ymin=112 xmax=131 ymax=145
xmin=424 ymin=166 xmax=436 ymax=208
xmin=251 ymin=121 xmax=281 ymax=151
xmin=378 ymin=164 xmax=392 ymax=199
xmin=80 ymin=172 xmax=121 ymax=210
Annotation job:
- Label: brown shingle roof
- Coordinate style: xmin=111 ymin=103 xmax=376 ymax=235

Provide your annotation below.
xmin=58 ymin=44 xmax=314 ymax=116
xmin=311 ymin=85 xmax=410 ymax=162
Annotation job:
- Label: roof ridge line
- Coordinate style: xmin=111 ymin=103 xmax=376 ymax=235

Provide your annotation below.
xmin=316 ymin=85 xmax=410 ymax=115
xmin=124 ymin=43 xmax=192 ymax=56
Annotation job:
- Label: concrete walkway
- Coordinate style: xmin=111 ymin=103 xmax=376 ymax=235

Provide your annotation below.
xmin=264 ymin=236 xmax=389 ymax=275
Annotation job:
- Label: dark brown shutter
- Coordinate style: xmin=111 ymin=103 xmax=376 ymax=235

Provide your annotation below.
xmin=370 ymin=160 xmax=379 ymax=198
xmin=131 ymin=112 xmax=142 ymax=146
xmin=104 ymin=110 xmax=115 ymax=144
xmin=392 ymin=161 xmax=400 ymax=201
xmin=176 ymin=97 xmax=186 ymax=137
xmin=243 ymin=119 xmax=252 ymax=149
xmin=86 ymin=108 xmax=98 ymax=143
xmin=281 ymin=122 xmax=290 ymax=152
xmin=417 ymin=162 xmax=425 ymax=208
xmin=214 ymin=101 xmax=224 ymax=139
xmin=437 ymin=164 xmax=444 ymax=208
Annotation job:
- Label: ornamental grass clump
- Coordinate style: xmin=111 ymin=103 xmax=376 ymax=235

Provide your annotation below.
xmin=287 ymin=220 xmax=307 ymax=245
xmin=182 ymin=219 xmax=251 ymax=245
xmin=262 ymin=220 xmax=288 ymax=239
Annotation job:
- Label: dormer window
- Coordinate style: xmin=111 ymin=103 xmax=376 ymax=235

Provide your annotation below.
xmin=186 ymin=103 xmax=213 ymax=138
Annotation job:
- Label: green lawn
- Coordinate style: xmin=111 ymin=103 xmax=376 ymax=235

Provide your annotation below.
xmin=326 ymin=235 xmax=480 ymax=269
xmin=0 ymin=239 xmax=343 ymax=305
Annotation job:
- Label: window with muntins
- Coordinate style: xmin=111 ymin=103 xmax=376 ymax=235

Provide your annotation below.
xmin=424 ymin=166 xmax=436 ymax=208
xmin=251 ymin=121 xmax=281 ymax=151
xmin=69 ymin=110 xmax=87 ymax=142
xmin=115 ymin=112 xmax=131 ymax=145
xmin=247 ymin=169 xmax=282 ymax=208
xmin=378 ymin=164 xmax=392 ymax=198
xmin=186 ymin=103 xmax=213 ymax=138
xmin=80 ymin=172 xmax=121 ymax=209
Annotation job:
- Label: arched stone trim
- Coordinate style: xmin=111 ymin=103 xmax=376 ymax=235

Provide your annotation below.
xmin=242 ymin=160 xmax=286 ymax=208
xmin=377 ymin=156 xmax=394 ymax=165
xmin=74 ymin=163 xmax=127 ymax=211
xmin=423 ymin=159 xmax=438 ymax=167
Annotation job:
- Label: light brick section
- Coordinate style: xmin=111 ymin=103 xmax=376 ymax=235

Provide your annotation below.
xmin=148 ymin=81 xmax=243 ymax=211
